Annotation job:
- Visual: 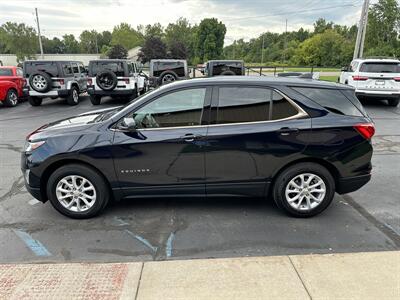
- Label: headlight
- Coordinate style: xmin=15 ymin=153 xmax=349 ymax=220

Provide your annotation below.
xmin=25 ymin=141 xmax=46 ymax=152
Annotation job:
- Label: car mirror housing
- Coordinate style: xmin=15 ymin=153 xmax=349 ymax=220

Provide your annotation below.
xmin=341 ymin=66 xmax=349 ymax=72
xmin=118 ymin=117 xmax=137 ymax=131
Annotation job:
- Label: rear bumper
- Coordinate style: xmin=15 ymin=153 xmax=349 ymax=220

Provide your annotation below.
xmin=336 ymin=174 xmax=371 ymax=194
xmin=24 ymin=88 xmax=70 ymax=98
xmin=87 ymin=87 xmax=135 ymax=96
xmin=356 ymin=90 xmax=400 ymax=99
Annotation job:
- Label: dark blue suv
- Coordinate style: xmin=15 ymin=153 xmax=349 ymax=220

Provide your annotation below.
xmin=21 ymin=77 xmax=374 ymax=219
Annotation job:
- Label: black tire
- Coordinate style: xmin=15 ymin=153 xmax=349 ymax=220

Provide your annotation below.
xmin=96 ymin=71 xmax=118 ymax=91
xmin=159 ymin=71 xmax=177 ymax=85
xmin=28 ymin=96 xmax=43 ymax=106
xmin=29 ymin=71 xmax=52 ymax=93
xmin=220 ymin=70 xmax=236 ymax=76
xmin=90 ymin=95 xmax=101 ymax=105
xmin=47 ymin=164 xmax=110 ymax=219
xmin=66 ymin=86 xmax=79 ymax=106
xmin=4 ymin=89 xmax=18 ymax=107
xmin=388 ymin=98 xmax=399 ymax=107
xmin=272 ymin=162 xmax=335 ymax=218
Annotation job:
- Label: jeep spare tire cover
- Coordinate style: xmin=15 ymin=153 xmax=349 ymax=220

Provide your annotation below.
xmin=96 ymin=70 xmax=118 ymax=91
xmin=220 ymin=70 xmax=236 ymax=76
xmin=29 ymin=71 xmax=52 ymax=93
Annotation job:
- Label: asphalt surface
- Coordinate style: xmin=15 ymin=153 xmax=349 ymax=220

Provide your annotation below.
xmin=0 ymin=95 xmax=399 ymax=263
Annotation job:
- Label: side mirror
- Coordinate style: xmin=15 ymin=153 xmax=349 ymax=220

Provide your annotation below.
xmin=341 ymin=66 xmax=349 ymax=72
xmin=118 ymin=117 xmax=136 ymax=131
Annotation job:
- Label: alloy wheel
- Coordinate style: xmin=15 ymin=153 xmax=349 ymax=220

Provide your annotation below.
xmin=285 ymin=173 xmax=326 ymax=212
xmin=9 ymin=91 xmax=18 ymax=106
xmin=32 ymin=75 xmax=47 ymax=90
xmin=55 ymin=175 xmax=97 ymax=212
xmin=162 ymin=74 xmax=176 ymax=83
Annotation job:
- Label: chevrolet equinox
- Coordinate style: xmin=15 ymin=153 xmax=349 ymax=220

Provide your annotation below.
xmin=21 ymin=77 xmax=374 ymax=219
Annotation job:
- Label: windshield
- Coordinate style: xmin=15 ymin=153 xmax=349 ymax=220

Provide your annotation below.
xmin=360 ymin=62 xmax=400 ymax=73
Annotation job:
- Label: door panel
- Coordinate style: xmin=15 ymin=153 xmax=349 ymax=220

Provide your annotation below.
xmin=112 ymin=87 xmax=211 ymax=197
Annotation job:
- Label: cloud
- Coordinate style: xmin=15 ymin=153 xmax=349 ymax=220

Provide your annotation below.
xmin=0 ymin=0 xmax=382 ymax=45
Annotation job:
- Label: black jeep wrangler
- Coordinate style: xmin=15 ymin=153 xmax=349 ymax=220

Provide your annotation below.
xmin=23 ymin=60 xmax=88 ymax=106
xmin=203 ymin=60 xmax=245 ymax=77
xmin=149 ymin=59 xmax=189 ymax=87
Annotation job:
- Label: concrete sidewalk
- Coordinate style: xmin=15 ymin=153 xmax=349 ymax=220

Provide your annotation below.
xmin=0 ymin=251 xmax=399 ymax=300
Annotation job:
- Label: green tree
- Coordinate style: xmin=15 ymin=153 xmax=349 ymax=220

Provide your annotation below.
xmin=111 ymin=23 xmax=143 ymax=50
xmin=292 ymin=29 xmax=352 ymax=66
xmin=98 ymin=31 xmax=112 ymax=49
xmin=313 ymin=18 xmax=334 ymax=34
xmin=138 ymin=36 xmax=167 ymax=63
xmin=107 ymin=44 xmax=128 ymax=59
xmin=42 ymin=37 xmax=65 ymax=54
xmin=62 ymin=34 xmax=80 ymax=53
xmin=79 ymin=30 xmax=99 ymax=53
xmin=165 ymin=18 xmax=195 ymax=60
xmin=144 ymin=23 xmax=164 ymax=38
xmin=365 ymin=0 xmax=400 ymax=57
xmin=1 ymin=22 xmax=37 ymax=61
xmin=195 ymin=18 xmax=226 ymax=61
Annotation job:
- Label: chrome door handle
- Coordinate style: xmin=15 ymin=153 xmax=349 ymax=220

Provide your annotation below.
xmin=180 ymin=134 xmax=202 ymax=142
xmin=277 ymin=127 xmax=299 ymax=136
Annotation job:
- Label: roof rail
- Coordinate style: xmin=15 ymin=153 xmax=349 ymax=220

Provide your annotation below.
xmin=361 ymin=56 xmax=399 ymax=59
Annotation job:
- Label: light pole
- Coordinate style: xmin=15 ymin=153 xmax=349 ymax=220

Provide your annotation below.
xmin=35 ymin=8 xmax=44 ymax=59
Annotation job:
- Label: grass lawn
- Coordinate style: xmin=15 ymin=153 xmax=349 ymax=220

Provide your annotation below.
xmin=319 ymin=75 xmax=339 ymax=82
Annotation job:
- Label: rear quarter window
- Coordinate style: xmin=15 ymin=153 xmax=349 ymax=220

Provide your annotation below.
xmin=292 ymin=87 xmax=364 ymax=117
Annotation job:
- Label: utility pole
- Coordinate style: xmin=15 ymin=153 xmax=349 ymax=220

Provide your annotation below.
xmin=283 ymin=19 xmax=287 ymax=64
xmin=261 ymin=34 xmax=265 ymax=65
xmin=35 ymin=8 xmax=44 ymax=59
xmin=353 ymin=0 xmax=370 ymax=59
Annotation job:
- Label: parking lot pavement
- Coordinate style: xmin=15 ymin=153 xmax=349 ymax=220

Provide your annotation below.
xmin=0 ymin=96 xmax=399 ymax=264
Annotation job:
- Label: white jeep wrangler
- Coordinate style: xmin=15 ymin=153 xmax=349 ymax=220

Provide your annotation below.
xmin=87 ymin=59 xmax=148 ymax=105
xmin=339 ymin=58 xmax=400 ymax=107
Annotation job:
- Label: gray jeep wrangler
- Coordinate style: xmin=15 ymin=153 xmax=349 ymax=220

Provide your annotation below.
xmin=23 ymin=60 xmax=88 ymax=106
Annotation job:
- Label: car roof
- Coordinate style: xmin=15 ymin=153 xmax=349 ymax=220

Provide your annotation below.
xmin=165 ymin=76 xmax=352 ymax=90
xmin=353 ymin=58 xmax=400 ymax=63
xmin=150 ymin=59 xmax=187 ymax=62
xmin=89 ymin=59 xmax=130 ymax=62
xmin=207 ymin=60 xmax=244 ymax=63
xmin=24 ymin=60 xmax=83 ymax=64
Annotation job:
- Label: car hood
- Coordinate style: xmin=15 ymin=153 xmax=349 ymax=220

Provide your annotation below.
xmin=28 ymin=107 xmax=121 ymax=141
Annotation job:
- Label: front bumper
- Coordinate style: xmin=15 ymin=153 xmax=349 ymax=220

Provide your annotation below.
xmin=87 ymin=87 xmax=135 ymax=96
xmin=336 ymin=174 xmax=371 ymax=194
xmin=21 ymin=153 xmax=46 ymax=202
xmin=24 ymin=88 xmax=70 ymax=98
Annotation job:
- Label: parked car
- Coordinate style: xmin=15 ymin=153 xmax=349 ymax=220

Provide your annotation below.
xmin=0 ymin=66 xmax=25 ymax=107
xmin=87 ymin=59 xmax=147 ymax=105
xmin=149 ymin=59 xmax=189 ymax=87
xmin=339 ymin=58 xmax=400 ymax=106
xmin=22 ymin=76 xmax=374 ymax=219
xmin=23 ymin=60 xmax=88 ymax=106
xmin=203 ymin=60 xmax=245 ymax=76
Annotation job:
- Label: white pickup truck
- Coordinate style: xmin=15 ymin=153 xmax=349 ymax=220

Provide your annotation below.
xmin=339 ymin=58 xmax=400 ymax=107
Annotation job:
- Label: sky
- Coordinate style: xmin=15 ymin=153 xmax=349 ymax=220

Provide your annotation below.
xmin=0 ymin=0 xmax=385 ymax=45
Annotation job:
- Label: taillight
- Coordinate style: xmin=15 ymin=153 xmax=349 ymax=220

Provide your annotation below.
xmin=87 ymin=78 xmax=92 ymax=85
xmin=56 ymin=79 xmax=65 ymax=85
xmin=352 ymin=75 xmax=368 ymax=81
xmin=354 ymin=123 xmax=375 ymax=140
xmin=123 ymin=78 xmax=130 ymax=84
xmin=393 ymin=77 xmax=400 ymax=82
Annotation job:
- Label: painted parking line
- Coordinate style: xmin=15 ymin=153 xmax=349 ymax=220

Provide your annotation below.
xmin=124 ymin=229 xmax=158 ymax=253
xmin=13 ymin=229 xmax=51 ymax=257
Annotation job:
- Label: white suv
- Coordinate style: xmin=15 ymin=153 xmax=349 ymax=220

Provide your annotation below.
xmin=87 ymin=59 xmax=147 ymax=105
xmin=339 ymin=58 xmax=400 ymax=106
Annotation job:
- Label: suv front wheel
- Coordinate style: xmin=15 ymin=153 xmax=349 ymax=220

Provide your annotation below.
xmin=66 ymin=86 xmax=79 ymax=106
xmin=273 ymin=162 xmax=335 ymax=217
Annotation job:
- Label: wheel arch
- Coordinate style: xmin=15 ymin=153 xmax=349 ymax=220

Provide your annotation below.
xmin=68 ymin=81 xmax=80 ymax=92
xmin=40 ymin=158 xmax=112 ymax=202
xmin=270 ymin=157 xmax=340 ymax=194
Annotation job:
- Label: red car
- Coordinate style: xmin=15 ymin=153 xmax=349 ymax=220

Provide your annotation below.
xmin=0 ymin=66 xmax=25 ymax=107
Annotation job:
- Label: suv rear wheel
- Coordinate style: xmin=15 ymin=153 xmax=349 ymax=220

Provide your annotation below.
xmin=47 ymin=164 xmax=110 ymax=219
xmin=28 ymin=96 xmax=43 ymax=106
xmin=66 ymin=86 xmax=79 ymax=106
xmin=388 ymin=98 xmax=399 ymax=107
xmin=273 ymin=162 xmax=335 ymax=217
xmin=90 ymin=95 xmax=101 ymax=105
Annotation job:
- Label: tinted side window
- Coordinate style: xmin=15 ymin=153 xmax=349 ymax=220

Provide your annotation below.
xmin=360 ymin=62 xmax=400 ymax=73
xmin=0 ymin=68 xmax=13 ymax=76
xmin=62 ymin=63 xmax=73 ymax=76
xmin=217 ymin=87 xmax=271 ymax=124
xmin=129 ymin=88 xmax=206 ymax=129
xmin=292 ymin=87 xmax=363 ymax=117
xmin=24 ymin=62 xmax=59 ymax=77
xmin=271 ymin=92 xmax=299 ymax=120
xmin=78 ymin=64 xmax=86 ymax=74
xmin=72 ymin=63 xmax=79 ymax=74
xmin=341 ymin=89 xmax=367 ymax=116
